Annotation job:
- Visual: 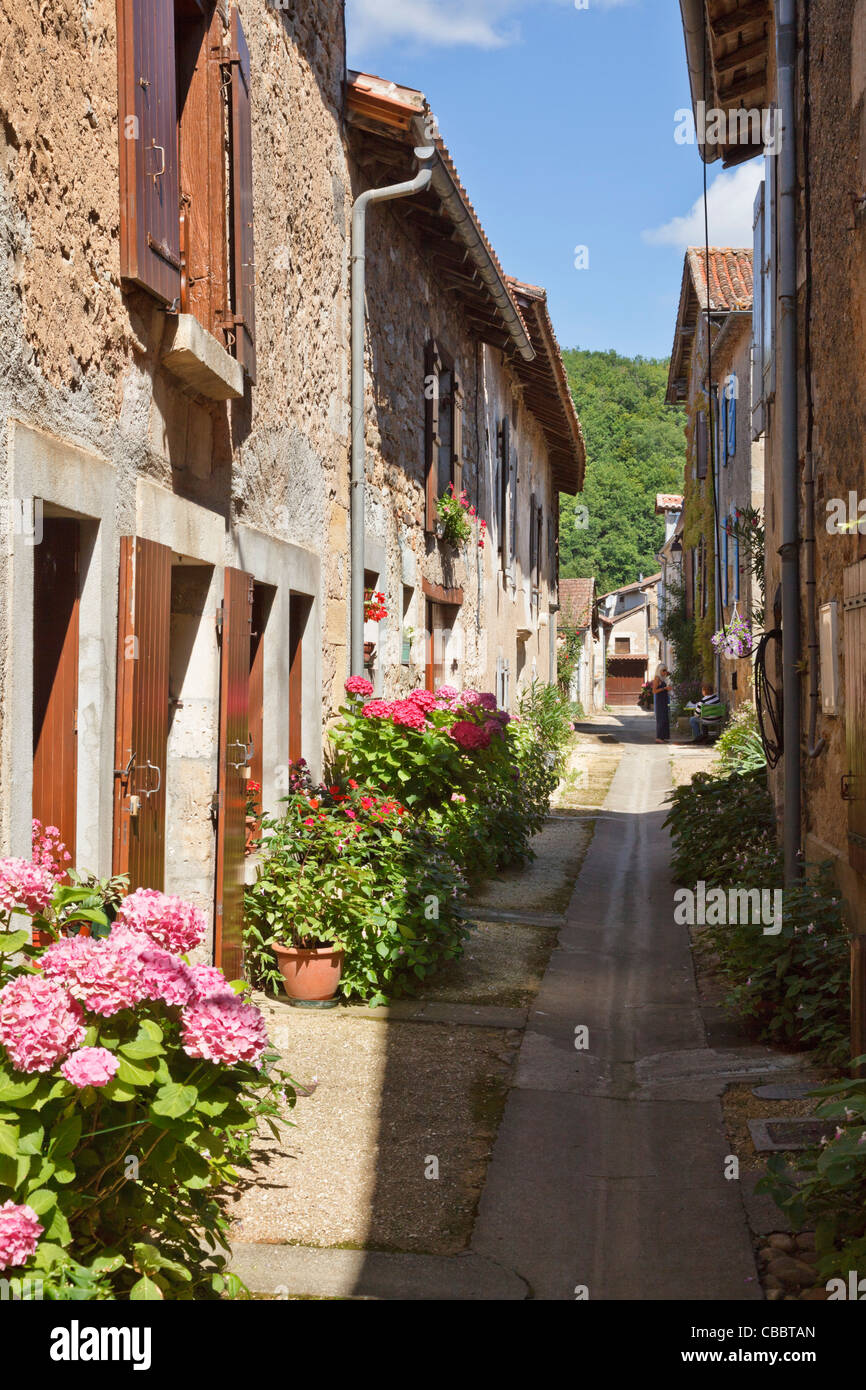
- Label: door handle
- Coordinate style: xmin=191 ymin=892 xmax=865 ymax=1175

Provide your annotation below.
xmin=148 ymin=142 xmax=166 ymax=184
xmin=137 ymin=760 xmax=162 ymax=797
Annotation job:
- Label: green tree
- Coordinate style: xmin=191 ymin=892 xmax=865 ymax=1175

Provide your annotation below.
xmin=559 ymin=348 xmax=686 ymax=595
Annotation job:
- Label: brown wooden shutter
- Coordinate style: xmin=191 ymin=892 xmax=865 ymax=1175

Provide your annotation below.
xmin=178 ymin=6 xmax=229 ymax=337
xmin=113 ymin=538 xmax=172 ymax=890
xmin=451 ymin=375 xmax=463 ymax=495
xmin=424 ymin=340 xmax=441 ymax=531
xmin=117 ymin=0 xmax=181 ymax=305
xmin=33 ymin=519 xmax=80 ymax=858
xmin=228 ymin=8 xmax=256 ymax=382
xmin=288 ymin=593 xmax=306 ymax=765
xmin=529 ymin=495 xmax=537 ymax=582
xmin=214 ymin=567 xmax=253 ymax=978
xmin=844 ymin=560 xmax=866 ymax=878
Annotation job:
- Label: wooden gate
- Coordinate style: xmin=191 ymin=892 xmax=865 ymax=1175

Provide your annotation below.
xmin=214 ymin=567 xmax=253 ymax=978
xmin=113 ymin=537 xmax=172 ymax=891
xmin=606 ymin=655 xmax=648 ymax=706
xmin=33 ymin=518 xmax=80 ymax=856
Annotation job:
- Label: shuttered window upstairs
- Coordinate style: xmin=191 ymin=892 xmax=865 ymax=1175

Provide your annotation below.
xmin=117 ymin=1 xmax=256 ymax=379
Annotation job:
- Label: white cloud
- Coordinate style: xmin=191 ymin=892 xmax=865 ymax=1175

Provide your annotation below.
xmin=642 ymin=161 xmax=763 ymax=251
xmin=347 ymin=0 xmax=638 ymax=54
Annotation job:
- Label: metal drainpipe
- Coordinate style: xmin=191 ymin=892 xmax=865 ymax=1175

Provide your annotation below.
xmin=350 ymin=147 xmax=435 ymax=677
xmin=777 ymin=0 xmax=803 ymax=885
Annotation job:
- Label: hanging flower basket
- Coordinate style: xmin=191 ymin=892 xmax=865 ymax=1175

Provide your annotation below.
xmin=711 ymin=610 xmax=754 ymax=659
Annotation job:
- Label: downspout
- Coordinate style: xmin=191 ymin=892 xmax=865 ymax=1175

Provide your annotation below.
xmin=777 ymin=0 xmax=802 ymax=885
xmin=350 ymin=147 xmax=435 ymax=677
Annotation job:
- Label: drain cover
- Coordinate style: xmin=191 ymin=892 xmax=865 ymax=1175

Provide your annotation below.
xmin=752 ymin=1082 xmax=815 ymax=1101
xmin=749 ymin=1117 xmax=832 ymax=1152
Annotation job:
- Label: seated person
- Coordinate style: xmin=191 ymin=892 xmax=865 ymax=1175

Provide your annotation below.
xmin=689 ymin=683 xmax=719 ymax=742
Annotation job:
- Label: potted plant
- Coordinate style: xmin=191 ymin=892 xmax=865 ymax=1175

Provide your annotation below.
xmin=436 ymin=483 xmax=482 ymax=548
xmin=711 ymin=610 xmax=754 ymax=660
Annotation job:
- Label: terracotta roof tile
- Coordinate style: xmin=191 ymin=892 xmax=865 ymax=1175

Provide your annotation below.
xmin=559 ymin=577 xmax=595 ymax=630
xmin=686 ymin=247 xmax=753 ymax=313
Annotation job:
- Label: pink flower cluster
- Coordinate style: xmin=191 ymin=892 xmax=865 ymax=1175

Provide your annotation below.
xmin=345 ymin=676 xmax=374 ymax=698
xmin=450 ymin=720 xmax=492 ymax=751
xmin=0 ymin=1201 xmax=43 ymax=1272
xmin=31 ymin=820 xmax=72 ymax=880
xmin=0 ymin=975 xmax=85 ymax=1073
xmin=115 ymin=888 xmax=206 ymax=955
xmin=360 ymin=687 xmax=438 ymax=731
xmin=42 ymin=934 xmax=146 ymax=1017
xmin=181 ymin=994 xmax=269 ymax=1065
xmin=0 ymin=858 xmax=55 ymax=917
xmin=61 ymin=1046 xmax=119 ymax=1089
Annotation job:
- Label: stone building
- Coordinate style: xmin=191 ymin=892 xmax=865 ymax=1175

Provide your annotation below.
xmin=558 ymin=576 xmax=603 ymax=715
xmin=0 ymin=2 xmax=584 ymax=973
xmin=666 ymin=246 xmax=761 ymax=708
xmin=675 ymin=0 xmax=866 ymax=1045
xmin=597 ymin=575 xmax=661 ymax=706
xmin=655 ymin=493 xmax=684 ymax=675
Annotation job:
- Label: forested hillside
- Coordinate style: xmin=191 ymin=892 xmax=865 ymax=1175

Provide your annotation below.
xmin=560 ymin=349 xmax=686 ymax=595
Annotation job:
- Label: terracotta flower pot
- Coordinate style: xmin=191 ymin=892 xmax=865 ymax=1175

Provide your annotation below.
xmin=244 ymin=815 xmax=258 ymax=856
xmin=272 ymin=942 xmax=344 ymax=1002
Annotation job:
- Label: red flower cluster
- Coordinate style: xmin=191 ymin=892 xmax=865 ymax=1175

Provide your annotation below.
xmin=364 ymin=591 xmax=387 ymax=623
xmin=360 ymin=687 xmax=436 ymax=731
xmin=450 ymin=720 xmax=492 ymax=751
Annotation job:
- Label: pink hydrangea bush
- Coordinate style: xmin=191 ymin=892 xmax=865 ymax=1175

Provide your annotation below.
xmin=0 ymin=858 xmax=56 ymax=917
xmin=0 ymin=881 xmax=295 ymax=1299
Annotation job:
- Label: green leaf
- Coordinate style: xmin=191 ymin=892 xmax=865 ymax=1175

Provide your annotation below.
xmin=150 ymin=1083 xmax=198 ymax=1120
xmin=116 ymin=1056 xmax=159 ymax=1087
xmin=0 ymin=1121 xmax=19 ymax=1157
xmin=25 ymin=1187 xmax=58 ymax=1216
xmin=50 ymin=1115 xmax=81 ymax=1158
xmin=0 ymin=929 xmax=31 ymax=955
xmin=130 ymin=1274 xmax=164 ymax=1301
xmin=18 ymin=1115 xmax=44 ymax=1155
xmin=120 ymin=1039 xmax=164 ymax=1061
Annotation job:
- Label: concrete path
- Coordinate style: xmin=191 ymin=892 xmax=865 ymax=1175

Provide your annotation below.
xmin=469 ymin=715 xmax=773 ymax=1300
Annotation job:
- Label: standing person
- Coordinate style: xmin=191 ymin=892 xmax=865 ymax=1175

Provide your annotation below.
xmin=652 ymin=663 xmax=671 ymax=743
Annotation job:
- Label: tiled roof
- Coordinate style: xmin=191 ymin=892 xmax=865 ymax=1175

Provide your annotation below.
xmin=506 ymin=278 xmax=585 ymax=493
xmin=655 ymin=493 xmax=683 ymax=512
xmin=598 ymin=573 xmax=661 ymax=601
xmin=686 ymin=248 xmax=753 ymax=312
xmin=559 ymin=577 xmax=595 ymax=630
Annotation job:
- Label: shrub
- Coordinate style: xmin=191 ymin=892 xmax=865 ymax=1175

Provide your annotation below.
xmin=244 ymin=781 xmax=467 ymax=1006
xmin=712 ymin=701 xmax=766 ymax=775
xmin=759 ymin=1071 xmax=866 ymax=1283
xmin=0 ymin=874 xmax=294 ymax=1300
xmin=664 ymin=767 xmax=777 ymax=887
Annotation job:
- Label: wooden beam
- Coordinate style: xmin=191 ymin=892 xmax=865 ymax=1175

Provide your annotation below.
xmin=422 ymin=579 xmax=463 ymax=605
xmin=715 ymin=35 xmax=770 ymax=75
xmin=709 ymin=0 xmax=770 ymax=40
xmin=718 ymin=69 xmax=768 ymax=104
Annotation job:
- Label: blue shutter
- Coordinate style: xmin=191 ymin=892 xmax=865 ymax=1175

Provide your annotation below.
xmin=728 ymin=390 xmax=736 ymax=457
xmin=721 ymin=393 xmax=728 ymax=466
xmin=734 ymin=521 xmax=741 ymax=601
xmin=723 ymin=524 xmax=729 ymax=605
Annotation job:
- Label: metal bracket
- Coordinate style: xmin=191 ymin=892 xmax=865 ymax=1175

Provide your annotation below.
xmin=114 ymin=751 xmax=135 ymax=782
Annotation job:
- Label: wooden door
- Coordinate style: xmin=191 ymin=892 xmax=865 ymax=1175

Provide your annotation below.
xmin=33 ymin=518 xmax=80 ymax=857
xmin=844 ymin=560 xmax=866 ymax=878
xmin=113 ymin=538 xmax=172 ymax=890
xmin=288 ymin=593 xmax=305 ymax=766
xmin=248 ymin=583 xmax=266 ymax=795
xmin=215 ymin=567 xmax=253 ymax=978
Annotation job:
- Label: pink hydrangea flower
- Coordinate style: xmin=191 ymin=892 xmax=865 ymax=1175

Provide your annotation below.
xmin=0 ymin=1201 xmax=43 ymax=1271
xmin=435 ymin=685 xmax=459 ymax=701
xmin=390 ymin=699 xmax=427 ymax=731
xmin=181 ymin=994 xmax=269 ymax=1065
xmin=185 ymin=962 xmax=234 ymax=1003
xmin=407 ymin=688 xmax=437 ymax=713
xmin=477 ymin=692 xmax=499 ymax=711
xmin=457 ymin=690 xmax=483 ymax=708
xmin=0 ymin=975 xmax=85 ymax=1073
xmin=450 ymin=720 xmax=491 ymax=751
xmin=484 ymin=717 xmax=506 ymax=740
xmin=345 ymin=676 xmax=374 ymax=697
xmin=31 ymin=820 xmax=72 ymax=880
xmin=41 ymin=934 xmax=145 ymax=1017
xmin=115 ymin=888 xmax=206 ymax=955
xmin=137 ymin=946 xmax=195 ymax=1008
xmin=0 ymin=858 xmax=55 ymax=916
xmin=360 ymin=699 xmax=393 ymax=720
xmin=60 ymin=1046 xmax=120 ymax=1089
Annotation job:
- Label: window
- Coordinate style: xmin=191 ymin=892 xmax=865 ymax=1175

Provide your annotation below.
xmin=614 ymin=636 xmax=630 ymax=654
xmin=497 ymin=415 xmax=516 ymax=574
xmin=725 ymin=375 xmax=737 ymax=458
xmin=117 ymin=1 xmax=256 ymax=379
xmin=424 ymin=342 xmax=461 ymax=529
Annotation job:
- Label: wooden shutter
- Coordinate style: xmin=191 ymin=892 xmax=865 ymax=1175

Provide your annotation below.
xmin=178 ymin=5 xmax=228 ymax=336
xmin=113 ymin=538 xmax=172 ymax=890
xmin=228 ymin=8 xmax=256 ymax=381
xmin=529 ymin=496 xmax=537 ymax=590
xmin=498 ymin=416 xmax=510 ymax=560
xmin=289 ymin=593 xmax=305 ymax=765
xmin=751 ymin=180 xmax=765 ymax=440
xmin=424 ymin=341 xmax=441 ymax=531
xmin=844 ymin=560 xmax=866 ymax=878
xmin=696 ymin=412 xmax=708 ymax=478
xmin=451 ymin=376 xmax=463 ymax=495
xmin=33 ymin=519 xmax=80 ymax=858
xmin=509 ymin=444 xmax=517 ymax=571
xmin=215 ymin=567 xmax=253 ymax=978
xmin=117 ymin=0 xmax=181 ymax=305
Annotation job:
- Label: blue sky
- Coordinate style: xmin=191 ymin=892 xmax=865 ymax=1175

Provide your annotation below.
xmin=346 ymin=0 xmax=762 ymax=360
